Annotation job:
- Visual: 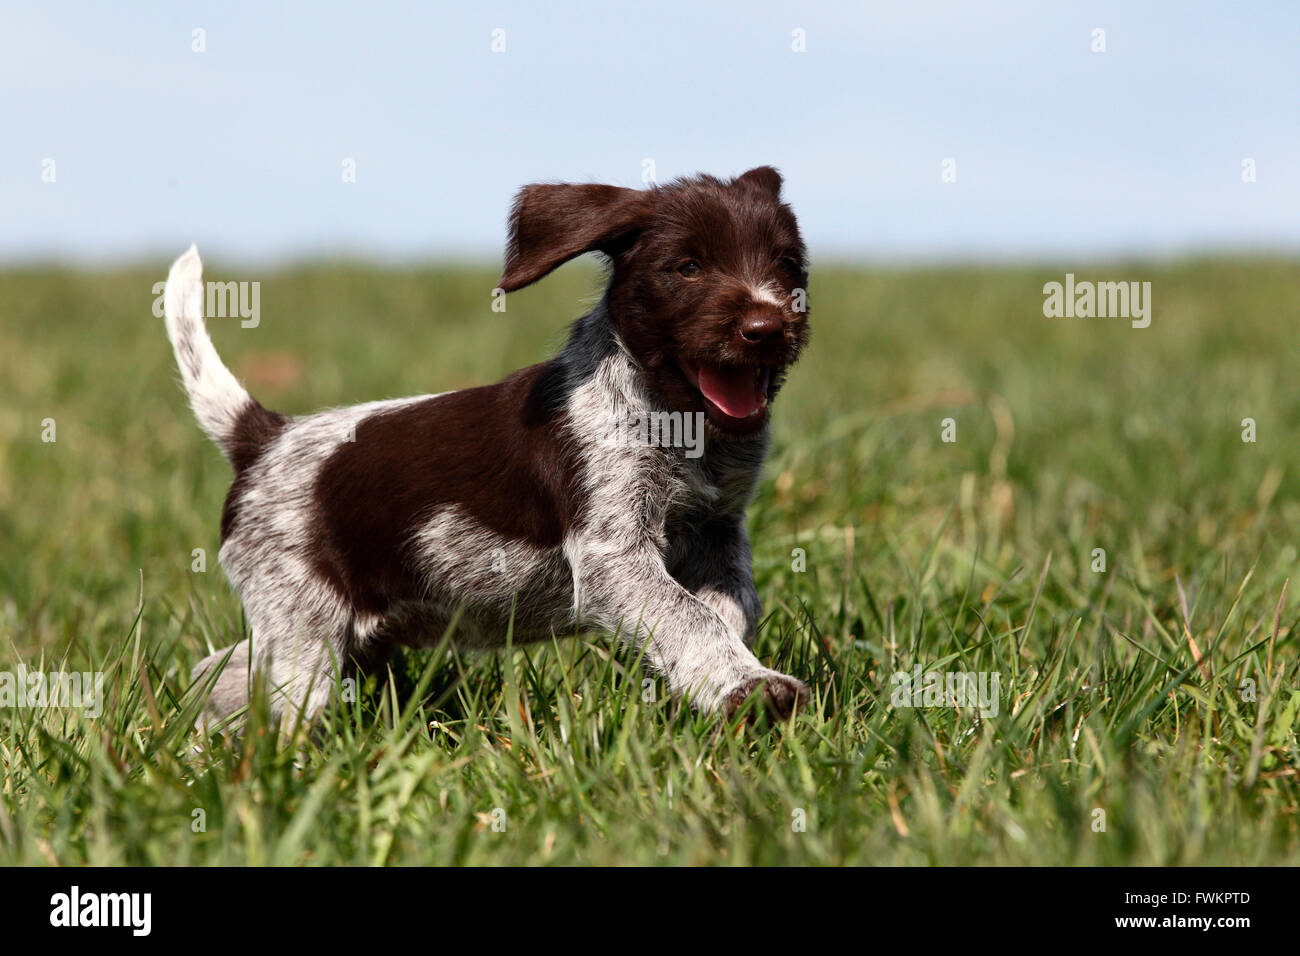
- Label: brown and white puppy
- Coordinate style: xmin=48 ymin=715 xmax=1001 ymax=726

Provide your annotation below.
xmin=167 ymin=166 xmax=811 ymax=727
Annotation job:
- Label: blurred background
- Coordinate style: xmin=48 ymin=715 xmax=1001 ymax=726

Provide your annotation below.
xmin=3 ymin=0 xmax=1298 ymax=265
xmin=2 ymin=1 xmax=1300 ymax=866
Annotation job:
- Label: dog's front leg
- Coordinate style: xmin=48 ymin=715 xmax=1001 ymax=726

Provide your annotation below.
xmin=668 ymin=517 xmax=763 ymax=646
xmin=577 ymin=542 xmax=807 ymax=718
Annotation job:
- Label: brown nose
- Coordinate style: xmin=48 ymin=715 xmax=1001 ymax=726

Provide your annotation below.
xmin=739 ymin=314 xmax=784 ymax=344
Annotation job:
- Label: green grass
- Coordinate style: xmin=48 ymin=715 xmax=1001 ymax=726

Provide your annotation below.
xmin=1 ymin=257 xmax=1298 ymax=865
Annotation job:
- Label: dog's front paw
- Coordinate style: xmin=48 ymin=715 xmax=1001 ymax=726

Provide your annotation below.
xmin=722 ymin=671 xmax=809 ymax=721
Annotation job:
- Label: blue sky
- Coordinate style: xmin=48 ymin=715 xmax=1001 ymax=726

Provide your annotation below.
xmin=4 ymin=1 xmax=1297 ymax=264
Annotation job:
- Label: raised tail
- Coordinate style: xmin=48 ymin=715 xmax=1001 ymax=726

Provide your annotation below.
xmin=164 ymin=245 xmax=284 ymax=472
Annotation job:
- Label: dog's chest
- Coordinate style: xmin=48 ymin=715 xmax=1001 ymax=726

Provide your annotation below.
xmin=659 ymin=441 xmax=764 ymax=537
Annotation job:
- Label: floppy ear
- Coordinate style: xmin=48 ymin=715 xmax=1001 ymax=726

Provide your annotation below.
xmin=735 ymin=165 xmax=783 ymax=197
xmin=498 ymin=183 xmax=652 ymax=292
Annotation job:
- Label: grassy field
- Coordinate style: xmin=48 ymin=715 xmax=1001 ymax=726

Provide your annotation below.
xmin=1 ymin=256 xmax=1298 ymax=865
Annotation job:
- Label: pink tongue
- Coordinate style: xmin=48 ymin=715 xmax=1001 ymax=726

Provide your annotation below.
xmin=697 ymin=366 xmax=759 ymax=419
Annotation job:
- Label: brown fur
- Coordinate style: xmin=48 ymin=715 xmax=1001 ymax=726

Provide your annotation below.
xmin=311 ymin=362 xmax=584 ymax=617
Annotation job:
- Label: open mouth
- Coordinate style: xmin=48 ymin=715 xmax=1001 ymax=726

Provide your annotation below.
xmin=678 ymin=361 xmax=773 ymax=429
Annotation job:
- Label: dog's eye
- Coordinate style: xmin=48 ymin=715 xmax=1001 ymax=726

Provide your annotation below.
xmin=776 ymin=256 xmax=803 ymax=275
xmin=677 ymin=260 xmax=703 ymax=279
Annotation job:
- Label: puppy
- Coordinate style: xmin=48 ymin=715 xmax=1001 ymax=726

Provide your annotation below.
xmin=167 ymin=166 xmax=811 ymax=726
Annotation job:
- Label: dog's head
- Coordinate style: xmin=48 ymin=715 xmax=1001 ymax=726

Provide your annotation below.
xmin=499 ymin=167 xmax=809 ymax=436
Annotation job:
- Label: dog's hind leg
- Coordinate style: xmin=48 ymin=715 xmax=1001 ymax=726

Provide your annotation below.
xmin=193 ymin=639 xmax=252 ymax=730
xmin=192 ymin=581 xmax=359 ymax=731
xmin=248 ymin=601 xmax=361 ymax=729
xmin=193 ymin=622 xmax=385 ymax=733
